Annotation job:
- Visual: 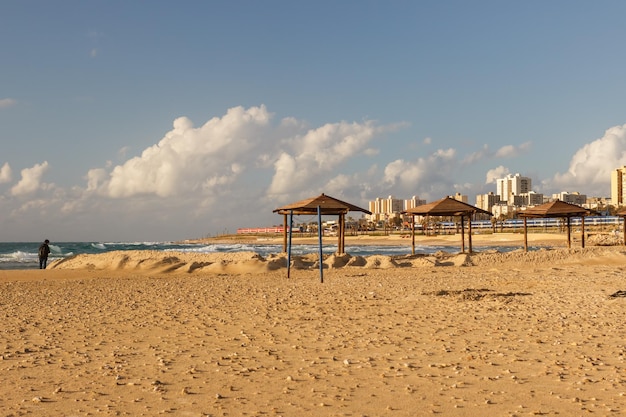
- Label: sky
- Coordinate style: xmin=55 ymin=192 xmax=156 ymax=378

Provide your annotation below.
xmin=2 ymin=0 xmax=626 ymax=242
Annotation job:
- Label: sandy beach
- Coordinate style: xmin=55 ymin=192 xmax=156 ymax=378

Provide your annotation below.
xmin=1 ymin=233 xmax=626 ymax=416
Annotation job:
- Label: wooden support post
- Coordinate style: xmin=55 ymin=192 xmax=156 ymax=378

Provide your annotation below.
xmin=460 ymin=215 xmax=465 ymax=253
xmin=523 ymin=217 xmax=528 ymax=252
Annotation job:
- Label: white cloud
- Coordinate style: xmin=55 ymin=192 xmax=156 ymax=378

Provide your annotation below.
xmin=485 ymin=165 xmax=510 ymax=184
xmin=0 ymin=163 xmax=12 ymax=183
xmin=551 ymin=123 xmax=626 ymax=192
xmin=495 ymin=141 xmax=532 ymax=158
xmin=382 ymin=148 xmax=457 ymax=199
xmin=462 ymin=141 xmax=531 ymax=165
xmin=462 ymin=144 xmax=489 ymax=164
xmin=85 ymin=168 xmax=107 ymax=192
xmin=266 ymin=120 xmax=380 ymax=197
xmin=10 ymin=162 xmax=49 ymax=196
xmin=105 ymin=105 xmax=273 ymax=198
xmin=0 ymin=98 xmax=16 ymax=109
xmin=423 ymin=137 xmax=432 ymax=145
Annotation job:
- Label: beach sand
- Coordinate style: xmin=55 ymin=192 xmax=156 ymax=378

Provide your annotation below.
xmin=1 ymin=233 xmax=626 ymax=416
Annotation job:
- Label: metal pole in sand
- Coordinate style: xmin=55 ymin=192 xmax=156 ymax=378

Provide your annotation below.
xmin=317 ymin=205 xmax=324 ymax=283
xmin=411 ymin=215 xmax=415 ymax=256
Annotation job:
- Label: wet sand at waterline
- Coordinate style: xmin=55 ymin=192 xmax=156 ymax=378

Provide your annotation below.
xmin=1 ymin=233 xmax=626 ymax=416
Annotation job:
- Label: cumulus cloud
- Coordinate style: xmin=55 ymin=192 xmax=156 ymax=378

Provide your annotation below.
xmin=551 ymin=123 xmax=626 ymax=192
xmin=485 ymin=165 xmax=510 ymax=184
xmin=67 ymin=104 xmax=394 ymax=236
xmin=0 ymin=98 xmax=16 ymax=109
xmin=462 ymin=144 xmax=489 ymax=165
xmin=494 ymin=141 xmax=532 ymax=158
xmin=85 ymin=168 xmax=107 ymax=192
xmin=0 ymin=163 xmax=11 ymax=183
xmin=266 ymin=120 xmax=381 ymax=197
xmin=105 ymin=105 xmax=273 ymax=198
xmin=382 ymin=148 xmax=457 ymax=199
xmin=461 ymin=141 xmax=531 ymax=165
xmin=10 ymin=161 xmax=49 ymax=196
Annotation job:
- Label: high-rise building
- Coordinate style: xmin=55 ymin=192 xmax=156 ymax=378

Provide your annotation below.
xmin=404 ymin=195 xmax=426 ymax=211
xmin=496 ymin=173 xmax=532 ymax=205
xmin=476 ymin=192 xmax=500 ymax=212
xmin=368 ymin=195 xmax=404 ymax=223
xmin=611 ymin=166 xmax=626 ymax=206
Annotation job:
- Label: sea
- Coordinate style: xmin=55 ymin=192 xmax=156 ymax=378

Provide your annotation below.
xmin=0 ymin=240 xmax=526 ymax=270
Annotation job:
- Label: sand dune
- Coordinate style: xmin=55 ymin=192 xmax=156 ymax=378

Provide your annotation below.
xmin=1 ymin=237 xmax=626 ymax=416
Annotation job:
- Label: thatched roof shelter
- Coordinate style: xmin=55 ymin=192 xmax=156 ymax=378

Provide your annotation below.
xmin=273 ymin=193 xmax=371 ymax=281
xmin=401 ymin=197 xmax=492 ymax=254
xmin=273 ymin=193 xmax=371 ymax=216
xmin=519 ymin=200 xmax=593 ymax=251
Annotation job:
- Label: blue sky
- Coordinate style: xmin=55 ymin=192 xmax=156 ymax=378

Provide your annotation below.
xmin=2 ymin=1 xmax=626 ymax=241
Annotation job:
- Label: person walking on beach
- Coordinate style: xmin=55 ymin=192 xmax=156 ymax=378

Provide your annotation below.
xmin=38 ymin=239 xmax=50 ymax=269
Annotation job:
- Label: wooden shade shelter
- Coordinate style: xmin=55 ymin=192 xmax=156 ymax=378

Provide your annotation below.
xmin=401 ymin=197 xmax=492 ymax=254
xmin=519 ymin=200 xmax=592 ymax=251
xmin=273 ymin=193 xmax=371 ymax=281
xmin=615 ymin=207 xmax=626 ymax=246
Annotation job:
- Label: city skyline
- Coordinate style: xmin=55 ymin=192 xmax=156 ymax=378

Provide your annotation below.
xmin=2 ymin=2 xmax=626 ymax=241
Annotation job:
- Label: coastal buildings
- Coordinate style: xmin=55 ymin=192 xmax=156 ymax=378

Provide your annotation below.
xmin=611 ymin=166 xmax=626 ymax=206
xmin=451 ymin=192 xmax=468 ymax=203
xmin=552 ymin=191 xmax=587 ymax=206
xmin=368 ymin=195 xmax=425 ymax=225
xmin=496 ymin=173 xmax=532 ymax=204
xmin=368 ymin=196 xmax=404 ymax=224
xmin=476 ymin=192 xmax=501 ymax=212
xmin=404 ymin=195 xmax=427 ymax=211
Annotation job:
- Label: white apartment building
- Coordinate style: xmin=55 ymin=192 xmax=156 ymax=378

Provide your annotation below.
xmin=496 ymin=173 xmax=532 ymax=205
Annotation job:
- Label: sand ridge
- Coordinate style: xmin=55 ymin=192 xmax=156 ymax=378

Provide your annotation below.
xmin=45 ymin=245 xmax=626 ymax=274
